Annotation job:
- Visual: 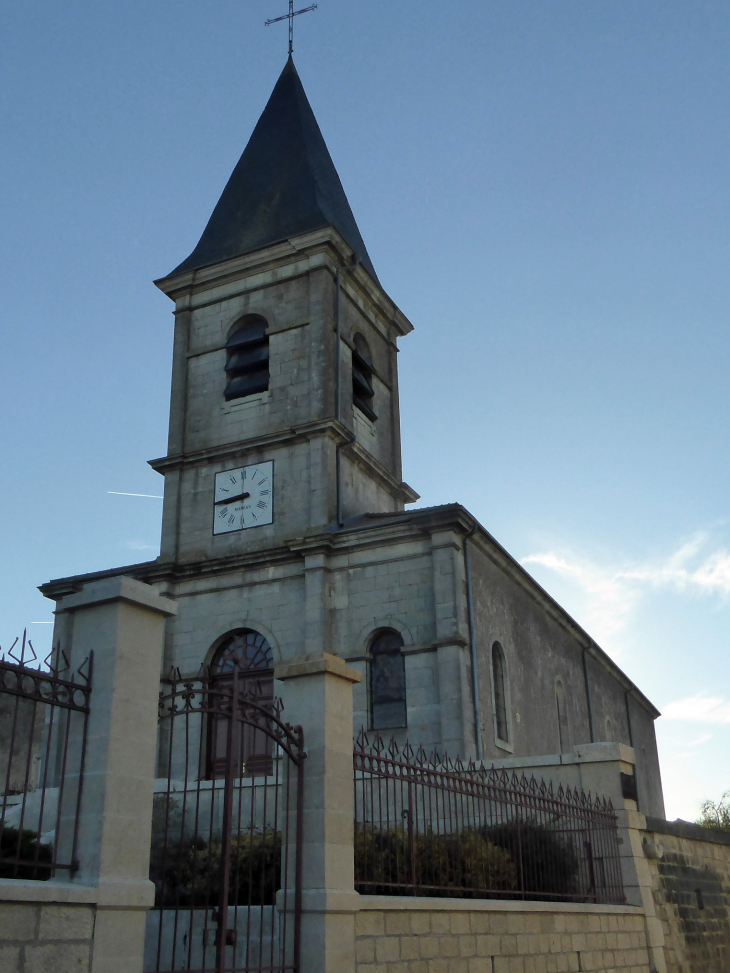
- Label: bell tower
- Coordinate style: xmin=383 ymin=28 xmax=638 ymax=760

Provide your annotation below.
xmin=151 ymin=59 xmax=418 ymax=564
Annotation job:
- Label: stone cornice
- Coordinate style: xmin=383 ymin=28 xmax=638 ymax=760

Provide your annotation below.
xmin=155 ymin=226 xmax=414 ymax=338
xmin=342 ymin=441 xmax=420 ymax=504
xmin=148 ymin=418 xmax=350 ymax=474
xmin=148 ymin=419 xmax=417 ymax=504
xmin=38 ymin=498 xmax=658 ymax=717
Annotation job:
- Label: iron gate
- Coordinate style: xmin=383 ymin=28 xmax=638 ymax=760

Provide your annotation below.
xmin=146 ymin=666 xmax=305 ymax=973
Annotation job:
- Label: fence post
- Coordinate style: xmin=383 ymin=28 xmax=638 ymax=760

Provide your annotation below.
xmin=274 ymin=652 xmax=361 ymax=973
xmin=55 ymin=576 xmax=176 ymax=973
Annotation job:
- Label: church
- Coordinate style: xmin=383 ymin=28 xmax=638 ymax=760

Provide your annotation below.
xmin=40 ymin=58 xmax=665 ymax=819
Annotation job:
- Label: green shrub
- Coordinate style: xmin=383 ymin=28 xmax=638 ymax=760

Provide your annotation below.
xmin=482 ymin=820 xmax=579 ymax=899
xmin=354 ymin=826 xmax=517 ymax=898
xmin=150 ymin=830 xmax=281 ymax=907
xmin=0 ymin=827 xmax=52 ymax=881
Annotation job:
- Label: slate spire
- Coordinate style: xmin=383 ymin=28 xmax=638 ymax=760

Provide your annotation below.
xmin=170 ymin=58 xmax=378 ymax=282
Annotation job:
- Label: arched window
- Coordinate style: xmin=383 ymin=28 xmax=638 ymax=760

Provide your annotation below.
xmin=370 ymin=630 xmax=406 ymax=729
xmin=352 ymin=333 xmax=377 ymax=422
xmin=491 ymin=642 xmax=509 ymax=744
xmin=207 ymin=629 xmax=274 ymax=779
xmin=555 ymin=679 xmax=571 ymax=753
xmin=225 ymin=315 xmax=269 ymax=400
xmin=605 ymin=716 xmax=615 ymax=742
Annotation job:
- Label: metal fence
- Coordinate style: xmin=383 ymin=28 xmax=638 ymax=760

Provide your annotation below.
xmin=354 ymin=731 xmax=624 ymax=903
xmin=0 ymin=631 xmax=92 ymax=880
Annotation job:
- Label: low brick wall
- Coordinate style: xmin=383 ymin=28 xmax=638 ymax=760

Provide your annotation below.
xmin=643 ymin=816 xmax=730 ymax=973
xmin=0 ymin=902 xmax=95 ymax=973
xmin=355 ymin=898 xmax=650 ymax=973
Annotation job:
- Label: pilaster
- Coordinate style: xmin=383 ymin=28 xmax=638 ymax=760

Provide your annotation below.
xmin=430 ymin=529 xmax=474 ymax=758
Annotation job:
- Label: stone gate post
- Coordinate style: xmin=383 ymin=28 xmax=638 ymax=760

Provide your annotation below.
xmin=573 ymin=742 xmax=668 ymax=973
xmin=274 ymin=652 xmax=361 ymax=973
xmin=57 ymin=575 xmax=176 ymax=973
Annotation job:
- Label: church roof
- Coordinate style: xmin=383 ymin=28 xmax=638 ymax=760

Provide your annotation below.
xmin=169 ymin=57 xmax=378 ymax=282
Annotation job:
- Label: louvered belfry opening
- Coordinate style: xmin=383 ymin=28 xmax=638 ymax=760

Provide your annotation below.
xmin=224 ymin=315 xmax=269 ymax=400
xmin=352 ymin=332 xmax=377 ymax=422
xmin=207 ymin=629 xmax=274 ymax=779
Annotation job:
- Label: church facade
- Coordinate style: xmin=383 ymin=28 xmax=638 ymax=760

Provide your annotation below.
xmin=41 ymin=59 xmax=665 ymax=818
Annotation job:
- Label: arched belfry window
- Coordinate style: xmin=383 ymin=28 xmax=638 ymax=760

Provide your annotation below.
xmin=555 ymin=679 xmax=571 ymax=753
xmin=225 ymin=315 xmax=269 ymax=400
xmin=207 ymin=629 xmax=274 ymax=779
xmin=370 ymin=630 xmax=406 ymax=730
xmin=491 ymin=642 xmax=509 ymax=744
xmin=352 ymin=333 xmax=377 ymax=422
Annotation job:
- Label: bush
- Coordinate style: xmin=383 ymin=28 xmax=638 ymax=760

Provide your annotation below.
xmin=150 ymin=829 xmax=281 ymax=907
xmin=0 ymin=827 xmax=52 ymax=881
xmin=697 ymin=791 xmax=730 ymax=832
xmin=355 ymin=826 xmax=517 ymax=897
xmin=482 ymin=820 xmax=579 ymax=899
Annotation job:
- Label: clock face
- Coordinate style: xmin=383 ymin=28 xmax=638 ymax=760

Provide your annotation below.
xmin=213 ymin=461 xmax=274 ymax=535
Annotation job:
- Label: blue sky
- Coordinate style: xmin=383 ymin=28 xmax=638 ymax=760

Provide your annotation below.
xmin=1 ymin=1 xmax=728 ymax=821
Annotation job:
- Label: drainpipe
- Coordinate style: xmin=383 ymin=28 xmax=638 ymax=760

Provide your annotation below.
xmin=335 ymin=257 xmax=360 ymax=528
xmin=463 ymin=522 xmax=483 ymax=762
xmin=582 ymin=647 xmax=596 ymax=743
xmin=624 ymin=691 xmax=634 ymax=747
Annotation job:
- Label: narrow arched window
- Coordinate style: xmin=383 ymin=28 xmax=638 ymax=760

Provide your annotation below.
xmin=224 ymin=315 xmax=269 ymax=400
xmin=352 ymin=333 xmax=377 ymax=422
xmin=491 ymin=642 xmax=509 ymax=744
xmin=555 ymin=679 xmax=571 ymax=753
xmin=370 ymin=630 xmax=406 ymax=729
xmin=605 ymin=716 xmax=615 ymax=742
xmin=207 ymin=629 xmax=274 ymax=779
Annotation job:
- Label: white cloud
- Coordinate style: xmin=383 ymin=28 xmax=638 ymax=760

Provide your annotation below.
xmin=521 ymin=531 xmax=730 ymax=655
xmin=520 ymin=552 xmax=640 ymax=650
xmin=124 ymin=540 xmax=158 ymax=551
xmin=619 ymin=532 xmax=730 ymax=597
xmin=661 ymin=694 xmax=730 ymax=725
xmin=687 ymin=733 xmax=713 ymax=746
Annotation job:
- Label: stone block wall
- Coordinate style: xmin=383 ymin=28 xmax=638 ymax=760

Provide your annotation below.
xmin=0 ymin=902 xmax=95 ymax=973
xmin=354 ymin=901 xmax=650 ymax=973
xmin=643 ymin=816 xmax=730 ymax=973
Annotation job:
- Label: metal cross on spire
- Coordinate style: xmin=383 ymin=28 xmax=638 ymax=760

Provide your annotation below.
xmin=265 ymin=0 xmax=318 ymax=57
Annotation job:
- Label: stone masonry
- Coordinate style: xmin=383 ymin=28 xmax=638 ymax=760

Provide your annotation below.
xmin=354 ymin=902 xmax=651 ymax=973
xmin=0 ymin=902 xmax=95 ymax=973
xmin=642 ymin=816 xmax=730 ymax=973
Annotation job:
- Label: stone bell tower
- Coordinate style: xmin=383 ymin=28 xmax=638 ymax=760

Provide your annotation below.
xmin=151 ymin=58 xmax=418 ymax=565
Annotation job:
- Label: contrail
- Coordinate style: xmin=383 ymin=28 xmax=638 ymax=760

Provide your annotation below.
xmin=108 ymin=491 xmax=163 ymax=499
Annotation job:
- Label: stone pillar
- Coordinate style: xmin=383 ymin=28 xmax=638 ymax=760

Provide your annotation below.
xmin=571 ymin=742 xmax=668 ymax=973
xmin=55 ymin=576 xmax=176 ymax=973
xmin=274 ymin=653 xmax=361 ymax=973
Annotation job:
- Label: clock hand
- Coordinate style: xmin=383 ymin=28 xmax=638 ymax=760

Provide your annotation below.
xmin=215 ymin=492 xmax=250 ymax=505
